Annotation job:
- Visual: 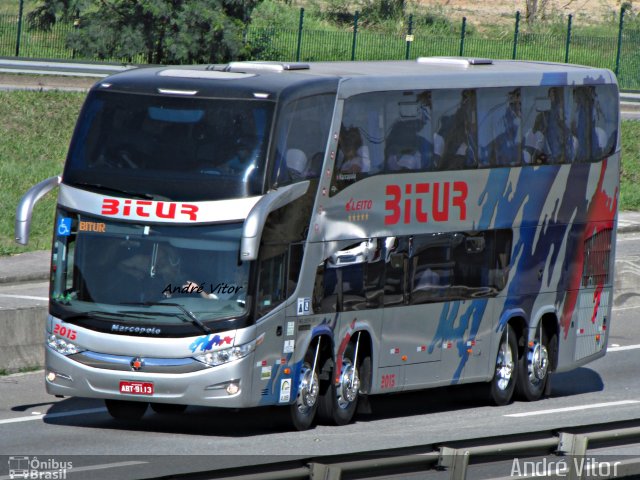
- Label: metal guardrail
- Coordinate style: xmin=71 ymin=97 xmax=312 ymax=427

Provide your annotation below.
xmin=156 ymin=420 xmax=640 ymax=480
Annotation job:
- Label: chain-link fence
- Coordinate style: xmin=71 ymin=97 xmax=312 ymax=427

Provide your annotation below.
xmin=2 ymin=6 xmax=640 ymax=89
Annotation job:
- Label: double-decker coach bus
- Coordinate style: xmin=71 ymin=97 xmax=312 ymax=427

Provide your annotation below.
xmin=16 ymin=58 xmax=619 ymax=430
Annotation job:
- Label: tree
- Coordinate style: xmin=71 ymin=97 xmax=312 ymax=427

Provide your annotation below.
xmin=524 ymin=0 xmax=551 ymax=26
xmin=27 ymin=0 xmax=261 ymax=64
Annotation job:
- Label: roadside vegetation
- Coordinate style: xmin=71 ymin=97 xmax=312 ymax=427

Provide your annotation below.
xmin=0 ymin=88 xmax=637 ymax=256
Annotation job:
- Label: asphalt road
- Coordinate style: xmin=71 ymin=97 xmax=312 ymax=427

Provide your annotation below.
xmin=1 ymin=233 xmax=640 ymax=479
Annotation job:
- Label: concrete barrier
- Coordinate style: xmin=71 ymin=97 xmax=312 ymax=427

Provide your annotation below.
xmin=0 ymin=306 xmax=46 ymax=373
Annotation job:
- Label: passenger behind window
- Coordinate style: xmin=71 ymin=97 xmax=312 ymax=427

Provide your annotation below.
xmin=435 ymin=89 xmax=477 ymax=170
xmin=524 ymin=87 xmax=570 ymax=165
xmin=572 ymin=86 xmax=608 ymax=163
xmin=285 ymin=148 xmax=309 ymax=181
xmin=337 ymin=126 xmax=370 ymax=174
xmin=480 ymin=88 xmax=522 ymax=167
xmin=385 ymin=119 xmax=423 ymax=172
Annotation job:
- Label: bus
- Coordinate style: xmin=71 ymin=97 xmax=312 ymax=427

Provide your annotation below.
xmin=16 ymin=58 xmax=619 ymax=430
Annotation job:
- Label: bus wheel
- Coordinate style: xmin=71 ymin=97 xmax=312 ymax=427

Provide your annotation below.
xmin=105 ymin=399 xmax=148 ymax=420
xmin=516 ymin=329 xmax=550 ymax=401
xmin=150 ymin=403 xmax=187 ymax=414
xmin=489 ymin=325 xmax=518 ymax=406
xmin=289 ymin=349 xmax=320 ymax=431
xmin=318 ymin=344 xmax=366 ymax=426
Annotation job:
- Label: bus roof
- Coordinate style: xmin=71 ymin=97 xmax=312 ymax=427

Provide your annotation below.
xmin=97 ymin=58 xmax=617 ymax=100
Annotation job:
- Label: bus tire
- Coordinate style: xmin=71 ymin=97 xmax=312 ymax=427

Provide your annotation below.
xmin=489 ymin=324 xmax=518 ymax=406
xmin=105 ymin=399 xmax=148 ymax=420
xmin=150 ymin=403 xmax=187 ymax=414
xmin=318 ymin=344 xmax=366 ymax=426
xmin=516 ymin=329 xmax=551 ymax=401
xmin=289 ymin=348 xmax=320 ymax=431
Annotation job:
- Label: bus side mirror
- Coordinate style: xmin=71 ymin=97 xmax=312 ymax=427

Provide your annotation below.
xmin=15 ymin=175 xmax=61 ymax=245
xmin=240 ymin=181 xmax=310 ymax=261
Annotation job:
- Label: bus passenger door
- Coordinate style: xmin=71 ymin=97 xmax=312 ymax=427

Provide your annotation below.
xmin=379 ymin=236 xmax=443 ymax=380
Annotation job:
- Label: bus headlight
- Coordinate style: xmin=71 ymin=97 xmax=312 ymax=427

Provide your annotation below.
xmin=194 ymin=339 xmax=257 ymax=367
xmin=47 ymin=334 xmax=82 ymax=355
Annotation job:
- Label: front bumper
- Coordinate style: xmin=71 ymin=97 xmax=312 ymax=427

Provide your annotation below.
xmin=45 ymin=346 xmax=257 ymax=408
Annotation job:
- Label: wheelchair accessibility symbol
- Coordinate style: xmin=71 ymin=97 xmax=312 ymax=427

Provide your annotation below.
xmin=57 ymin=218 xmax=72 ymax=237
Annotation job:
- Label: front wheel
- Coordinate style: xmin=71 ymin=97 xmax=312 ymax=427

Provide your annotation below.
xmin=318 ymin=345 xmax=368 ymax=426
xmin=150 ymin=403 xmax=188 ymax=415
xmin=105 ymin=399 xmax=148 ymax=420
xmin=489 ymin=325 xmax=518 ymax=406
xmin=289 ymin=349 xmax=320 ymax=431
xmin=516 ymin=329 xmax=551 ymax=401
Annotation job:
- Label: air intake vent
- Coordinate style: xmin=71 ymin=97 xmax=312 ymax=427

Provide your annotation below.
xmin=582 ymin=227 xmax=613 ymax=287
xmin=225 ymin=62 xmax=311 ymax=73
xmin=417 ymin=57 xmax=493 ymax=67
xmin=261 ymin=388 xmax=270 ymax=396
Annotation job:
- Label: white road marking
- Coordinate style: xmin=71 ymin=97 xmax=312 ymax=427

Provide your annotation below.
xmin=0 ymin=293 xmax=48 ymax=301
xmin=505 ymin=400 xmax=640 ymax=418
xmin=0 ymin=461 xmax=147 ymax=480
xmin=608 ymin=344 xmax=640 ymax=352
xmin=0 ymin=407 xmax=106 ymax=425
xmin=612 ymin=304 xmax=640 ymax=312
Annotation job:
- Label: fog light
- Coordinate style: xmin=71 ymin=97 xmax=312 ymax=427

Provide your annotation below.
xmin=47 ymin=371 xmax=56 ymax=382
xmin=226 ymin=383 xmax=240 ymax=395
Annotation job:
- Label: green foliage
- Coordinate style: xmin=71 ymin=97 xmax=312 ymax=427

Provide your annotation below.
xmin=620 ymin=120 xmax=640 ymax=210
xmin=27 ymin=0 xmax=259 ymax=64
xmin=0 ymin=89 xmax=85 ymax=256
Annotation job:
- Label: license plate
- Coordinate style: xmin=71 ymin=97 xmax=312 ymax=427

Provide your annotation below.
xmin=119 ymin=381 xmax=154 ymax=395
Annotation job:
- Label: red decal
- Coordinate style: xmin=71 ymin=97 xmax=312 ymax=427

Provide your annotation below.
xmin=53 ymin=323 xmax=77 ymax=341
xmin=135 ymin=200 xmax=152 ymax=218
xmin=416 ymin=183 xmax=429 ymax=222
xmin=101 ymin=198 xmax=119 ymax=215
xmin=453 ymin=181 xmax=468 ymax=220
xmin=346 ymin=198 xmax=373 ymax=212
xmin=180 ymin=204 xmax=199 ymax=221
xmin=560 ymin=159 xmax=617 ymax=338
xmin=384 ymin=181 xmax=469 ymax=225
xmin=381 ymin=374 xmax=396 ymax=389
xmin=384 ymin=185 xmax=402 ymax=225
xmin=592 ymin=284 xmax=604 ymax=324
xmin=156 ymin=202 xmax=177 ymax=219
xmin=100 ymin=198 xmax=199 ymax=221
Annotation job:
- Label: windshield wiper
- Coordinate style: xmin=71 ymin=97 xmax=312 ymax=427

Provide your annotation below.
xmin=122 ymin=302 xmax=212 ymax=335
xmin=73 ymin=182 xmax=155 ymax=199
xmin=61 ymin=310 xmax=151 ymax=322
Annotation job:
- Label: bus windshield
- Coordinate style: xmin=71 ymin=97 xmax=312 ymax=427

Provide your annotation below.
xmin=63 ymin=91 xmax=275 ymax=201
xmin=51 ymin=210 xmax=251 ymax=335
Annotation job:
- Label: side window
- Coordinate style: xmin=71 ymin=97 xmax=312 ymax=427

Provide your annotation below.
xmin=313 ymin=239 xmax=385 ymax=313
xmin=478 ymin=88 xmax=522 ymax=167
xmin=257 ymin=249 xmax=287 ymax=318
xmin=593 ymin=84 xmax=618 ymax=159
xmin=384 ymin=237 xmax=409 ymax=307
xmin=571 ymin=85 xmax=618 ymax=163
xmin=272 ymin=94 xmax=335 ymax=187
xmin=409 ymin=234 xmax=454 ymax=305
xmin=523 ymin=86 xmax=572 ymax=164
xmin=433 ymin=89 xmax=478 ymax=170
xmin=330 ymin=90 xmax=434 ymax=195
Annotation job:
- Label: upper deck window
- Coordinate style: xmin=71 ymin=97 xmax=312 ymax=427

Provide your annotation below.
xmin=64 ymin=91 xmax=275 ymax=201
xmin=330 ymin=83 xmax=618 ymax=195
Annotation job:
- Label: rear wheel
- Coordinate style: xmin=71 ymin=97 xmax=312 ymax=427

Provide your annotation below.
xmin=516 ymin=329 xmax=551 ymax=401
xmin=489 ymin=325 xmax=518 ymax=406
xmin=289 ymin=348 xmax=320 ymax=431
xmin=105 ymin=399 xmax=148 ymax=420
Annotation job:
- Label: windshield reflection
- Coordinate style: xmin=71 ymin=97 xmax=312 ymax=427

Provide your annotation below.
xmin=51 ymin=211 xmax=250 ymax=330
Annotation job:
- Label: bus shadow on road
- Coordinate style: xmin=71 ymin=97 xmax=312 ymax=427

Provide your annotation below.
xmin=37 ymin=367 xmax=602 ymax=435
